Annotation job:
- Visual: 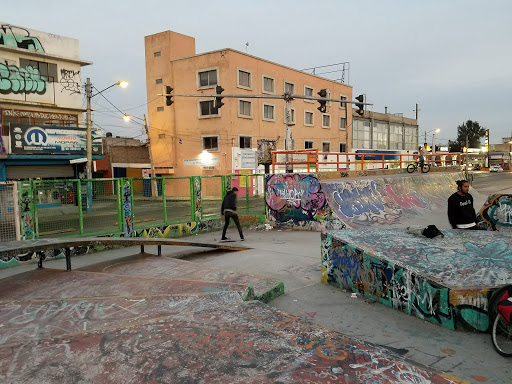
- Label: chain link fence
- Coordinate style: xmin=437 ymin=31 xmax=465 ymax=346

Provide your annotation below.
xmin=0 ymin=182 xmax=20 ymax=241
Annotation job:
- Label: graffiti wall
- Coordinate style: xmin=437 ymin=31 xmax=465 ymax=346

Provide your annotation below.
xmin=0 ymin=22 xmax=83 ymax=108
xmin=265 ymin=173 xmax=345 ymax=231
xmin=478 ymin=194 xmax=512 ymax=231
xmin=321 ymin=229 xmax=512 ymax=332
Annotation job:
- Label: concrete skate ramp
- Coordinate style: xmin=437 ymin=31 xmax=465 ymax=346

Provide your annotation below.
xmin=321 ymin=172 xmax=486 ymax=229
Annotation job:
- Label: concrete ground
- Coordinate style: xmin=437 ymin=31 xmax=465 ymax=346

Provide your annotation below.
xmin=1 ymin=228 xmax=509 ymax=383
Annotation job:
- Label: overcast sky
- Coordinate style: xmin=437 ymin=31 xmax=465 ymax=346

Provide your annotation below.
xmin=5 ymin=0 xmax=512 ymax=146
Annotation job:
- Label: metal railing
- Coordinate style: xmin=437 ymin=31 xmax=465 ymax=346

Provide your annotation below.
xmin=22 ymin=174 xmax=266 ymax=239
xmin=0 ymin=182 xmax=20 ymax=241
xmin=272 ymin=150 xmax=463 ymax=172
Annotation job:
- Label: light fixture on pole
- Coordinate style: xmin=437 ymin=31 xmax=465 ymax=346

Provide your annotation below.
xmin=85 ymin=78 xmax=128 ymax=211
xmin=432 ymin=128 xmax=441 ymax=154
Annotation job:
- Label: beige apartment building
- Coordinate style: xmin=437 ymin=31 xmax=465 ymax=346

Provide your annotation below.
xmin=144 ymin=30 xmax=353 ymax=178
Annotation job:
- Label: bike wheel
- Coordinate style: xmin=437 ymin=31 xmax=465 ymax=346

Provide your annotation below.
xmin=421 ymin=164 xmax=430 ymax=173
xmin=492 ymin=315 xmax=512 ymax=357
xmin=406 ymin=164 xmax=416 ymax=173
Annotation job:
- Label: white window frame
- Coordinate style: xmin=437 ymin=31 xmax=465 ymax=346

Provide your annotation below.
xmin=262 ymin=75 xmax=275 ymax=94
xmin=304 ymin=140 xmax=314 ymax=150
xmin=304 ymin=86 xmax=314 ymax=103
xmin=197 ymin=98 xmax=221 ymax=119
xmin=339 ymin=116 xmax=347 ymax=130
xmin=322 ymin=114 xmax=331 ymax=128
xmin=339 ymin=94 xmax=348 ymax=109
xmin=237 ymin=67 xmax=252 ymax=90
xmin=283 ymin=106 xmax=296 ymax=125
xmin=262 ymin=103 xmax=276 ymax=122
xmin=238 ymin=135 xmax=253 ymax=149
xmin=196 ymin=66 xmax=219 ymax=90
xmin=202 ymin=135 xmax=220 ymax=152
xmin=284 ymin=81 xmax=295 ymax=95
xmin=304 ymin=110 xmax=314 ymax=127
xmin=238 ymin=99 xmax=253 ymax=119
xmin=322 ymin=141 xmax=331 ymax=153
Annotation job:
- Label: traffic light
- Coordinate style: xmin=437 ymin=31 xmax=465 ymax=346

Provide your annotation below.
xmin=485 ymin=129 xmax=489 ymax=150
xmin=355 ymin=94 xmax=364 ymax=116
xmin=165 ymin=86 xmax=173 ymax=106
xmin=317 ymin=89 xmax=327 ymax=113
xmin=215 ymin=85 xmax=225 ymax=109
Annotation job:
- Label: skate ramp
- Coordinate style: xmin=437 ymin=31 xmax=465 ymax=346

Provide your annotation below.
xmin=321 ymin=172 xmax=487 ymax=229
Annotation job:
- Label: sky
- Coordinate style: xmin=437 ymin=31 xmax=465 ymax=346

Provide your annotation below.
xmin=4 ymin=0 xmax=512 ymax=147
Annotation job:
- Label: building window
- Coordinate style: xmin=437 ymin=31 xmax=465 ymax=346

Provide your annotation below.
xmin=339 ymin=143 xmax=347 ymax=152
xmin=199 ymin=100 xmax=219 ymax=118
xmin=263 ymin=103 xmax=275 ymax=121
xmin=237 ymin=68 xmax=252 ymax=90
xmin=340 ymin=95 xmax=347 ymax=108
xmin=339 ymin=117 xmax=346 ymax=130
xmin=284 ymin=81 xmax=295 ymax=94
xmin=159 ymin=134 xmax=166 ymax=139
xmin=304 ymin=111 xmax=314 ymax=126
xmin=284 ymin=107 xmax=295 ymax=124
xmin=304 ymin=86 xmax=314 ymax=103
xmin=322 ymin=142 xmax=330 ymax=153
xmin=197 ymin=68 xmax=218 ymax=88
xmin=262 ymin=75 xmax=275 ymax=94
xmin=157 ymin=107 xmax=164 ymax=112
xmin=19 ymin=59 xmax=57 ymax=82
xmin=239 ymin=136 xmax=252 ymax=149
xmin=353 ymin=120 xmax=371 ymax=149
xmin=322 ymin=114 xmax=331 ymax=128
xmin=238 ymin=99 xmax=253 ymax=118
xmin=305 ymin=140 xmax=314 ymax=149
xmin=203 ymin=136 xmax=219 ymax=152
xmin=390 ymin=124 xmax=404 ymax=150
xmin=373 ymin=121 xmax=389 ymax=149
xmin=404 ymin=126 xmax=418 ymax=151
xmin=154 ymin=51 xmax=161 ymax=57
xmin=156 ymin=79 xmax=162 ymax=84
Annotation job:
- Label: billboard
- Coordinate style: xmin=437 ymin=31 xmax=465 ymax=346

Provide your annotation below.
xmin=10 ymin=124 xmax=102 ymax=155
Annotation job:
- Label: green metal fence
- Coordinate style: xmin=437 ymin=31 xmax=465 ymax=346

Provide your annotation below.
xmin=27 ymin=174 xmax=265 ymax=239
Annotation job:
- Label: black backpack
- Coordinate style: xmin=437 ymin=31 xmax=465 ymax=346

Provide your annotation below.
xmin=422 ymin=225 xmax=444 ymax=239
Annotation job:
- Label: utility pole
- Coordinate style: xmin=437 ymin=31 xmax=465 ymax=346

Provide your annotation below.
xmin=415 ymin=103 xmax=419 ymax=121
xmin=284 ymin=94 xmax=294 ymax=173
xmin=466 ymin=135 xmax=469 ymax=168
xmin=143 ymin=114 xmax=158 ymax=197
xmin=86 ymin=78 xmax=93 ymax=213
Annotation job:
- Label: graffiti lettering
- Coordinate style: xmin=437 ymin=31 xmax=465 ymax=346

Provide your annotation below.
xmin=0 ymin=24 xmax=45 ymax=52
xmin=0 ymin=62 xmax=46 ymax=94
xmin=59 ymin=68 xmax=80 ymax=94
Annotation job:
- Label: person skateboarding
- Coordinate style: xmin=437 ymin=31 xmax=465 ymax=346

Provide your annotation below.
xmin=221 ymin=187 xmax=244 ymax=241
xmin=448 ymin=180 xmax=478 ymax=230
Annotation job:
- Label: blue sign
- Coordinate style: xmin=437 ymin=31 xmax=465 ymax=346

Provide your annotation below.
xmin=355 ymin=150 xmax=400 ymax=160
xmin=10 ymin=124 xmax=102 ymax=155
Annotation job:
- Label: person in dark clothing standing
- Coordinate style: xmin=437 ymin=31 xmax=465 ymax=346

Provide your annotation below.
xmin=447 ymin=180 xmax=478 ymax=230
xmin=221 ymin=187 xmax=244 ymax=241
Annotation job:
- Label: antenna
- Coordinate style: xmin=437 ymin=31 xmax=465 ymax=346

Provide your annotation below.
xmin=245 ymin=42 xmax=249 ymax=53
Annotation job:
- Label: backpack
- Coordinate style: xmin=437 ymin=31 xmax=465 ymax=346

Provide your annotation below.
xmin=422 ymin=225 xmax=444 ymax=239
xmin=497 ymin=287 xmax=512 ymax=325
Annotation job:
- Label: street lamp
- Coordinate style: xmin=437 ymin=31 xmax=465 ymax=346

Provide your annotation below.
xmin=432 ymin=128 xmax=441 ymax=154
xmin=85 ymin=78 xmax=128 ymax=211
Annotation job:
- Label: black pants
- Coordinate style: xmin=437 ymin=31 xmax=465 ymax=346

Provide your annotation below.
xmin=222 ymin=211 xmax=243 ymax=239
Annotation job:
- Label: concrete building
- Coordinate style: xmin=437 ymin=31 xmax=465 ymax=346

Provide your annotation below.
xmin=144 ymin=30 xmax=353 ymax=179
xmin=0 ymin=22 xmax=93 ymax=181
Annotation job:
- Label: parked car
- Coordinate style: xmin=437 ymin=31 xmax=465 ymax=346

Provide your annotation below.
xmin=490 ymin=165 xmax=503 ymax=172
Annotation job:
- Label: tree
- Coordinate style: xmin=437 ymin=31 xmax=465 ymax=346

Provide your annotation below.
xmin=449 ymin=120 xmax=486 ymax=152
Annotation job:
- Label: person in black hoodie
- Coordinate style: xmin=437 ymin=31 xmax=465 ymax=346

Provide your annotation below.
xmin=221 ymin=187 xmax=244 ymax=240
xmin=447 ymin=180 xmax=478 ymax=230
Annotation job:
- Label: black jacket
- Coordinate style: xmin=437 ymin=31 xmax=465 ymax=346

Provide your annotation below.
xmin=221 ymin=191 xmax=237 ymax=214
xmin=447 ymin=192 xmax=477 ymax=229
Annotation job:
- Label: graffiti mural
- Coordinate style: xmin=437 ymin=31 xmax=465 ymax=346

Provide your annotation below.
xmin=478 ymin=194 xmax=512 ymax=231
xmin=0 ymin=24 xmax=45 ymax=52
xmin=0 ymin=62 xmax=47 ymax=94
xmin=59 ymin=68 xmax=80 ymax=94
xmin=122 ymin=183 xmax=133 ymax=237
xmin=193 ymin=176 xmax=202 ymax=220
xmin=19 ymin=182 xmax=35 ymax=240
xmin=265 ymin=174 xmax=341 ymax=230
xmin=321 ymin=229 xmax=512 ymax=332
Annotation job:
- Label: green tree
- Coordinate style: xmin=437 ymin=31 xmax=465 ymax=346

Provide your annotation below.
xmin=449 ymin=120 xmax=486 ymax=151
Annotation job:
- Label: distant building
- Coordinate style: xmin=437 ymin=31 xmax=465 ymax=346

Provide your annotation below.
xmin=0 ymin=22 xmax=93 ymax=181
xmin=144 ymin=30 xmax=353 ymax=179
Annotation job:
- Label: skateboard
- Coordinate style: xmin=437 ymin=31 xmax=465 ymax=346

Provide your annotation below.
xmin=217 ymin=238 xmax=237 ymax=242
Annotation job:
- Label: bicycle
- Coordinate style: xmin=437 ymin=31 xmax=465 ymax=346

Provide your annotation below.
xmin=406 ymin=161 xmax=430 ymax=173
xmin=489 ymin=285 xmax=512 ymax=357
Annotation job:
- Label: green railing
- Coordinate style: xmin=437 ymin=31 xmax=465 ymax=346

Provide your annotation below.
xmin=28 ymin=174 xmax=265 ymax=239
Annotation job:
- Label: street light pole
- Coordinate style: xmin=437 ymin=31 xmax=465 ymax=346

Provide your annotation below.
xmin=86 ymin=77 xmax=92 ymax=180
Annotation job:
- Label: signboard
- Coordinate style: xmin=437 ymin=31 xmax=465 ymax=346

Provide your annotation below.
xmin=69 ymin=157 xmax=87 ymax=164
xmin=183 ymin=158 xmax=219 ymax=166
xmin=10 ymin=124 xmax=102 ymax=155
xmin=257 ymin=139 xmax=276 ymax=164
xmin=241 ymin=150 xmax=256 ymax=169
xmin=142 ymin=169 xmax=151 ymax=178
